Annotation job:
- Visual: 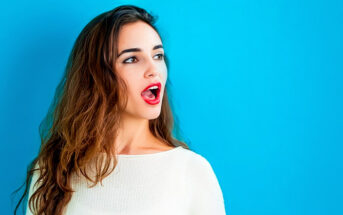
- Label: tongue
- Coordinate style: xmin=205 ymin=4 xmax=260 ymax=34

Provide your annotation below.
xmin=141 ymin=90 xmax=156 ymax=100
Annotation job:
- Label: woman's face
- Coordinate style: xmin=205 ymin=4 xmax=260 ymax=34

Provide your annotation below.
xmin=115 ymin=21 xmax=167 ymax=120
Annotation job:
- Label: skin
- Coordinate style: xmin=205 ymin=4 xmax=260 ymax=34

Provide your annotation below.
xmin=113 ymin=21 xmax=173 ymax=155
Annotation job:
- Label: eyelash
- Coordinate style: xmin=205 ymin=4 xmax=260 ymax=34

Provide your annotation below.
xmin=123 ymin=53 xmax=164 ymax=64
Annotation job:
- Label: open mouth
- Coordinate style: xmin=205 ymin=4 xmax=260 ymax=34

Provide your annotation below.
xmin=141 ymin=82 xmax=161 ymax=105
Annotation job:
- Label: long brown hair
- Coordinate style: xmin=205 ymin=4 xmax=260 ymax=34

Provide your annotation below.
xmin=12 ymin=5 xmax=190 ymax=215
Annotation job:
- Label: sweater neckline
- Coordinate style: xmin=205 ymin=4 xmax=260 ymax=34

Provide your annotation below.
xmin=115 ymin=146 xmax=183 ymax=158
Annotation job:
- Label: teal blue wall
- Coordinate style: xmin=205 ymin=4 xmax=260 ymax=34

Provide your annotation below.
xmin=2 ymin=0 xmax=342 ymax=214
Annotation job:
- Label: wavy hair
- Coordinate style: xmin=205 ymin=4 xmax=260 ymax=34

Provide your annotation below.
xmin=12 ymin=5 xmax=189 ymax=215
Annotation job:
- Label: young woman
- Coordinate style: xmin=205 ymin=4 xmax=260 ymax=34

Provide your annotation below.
xmin=14 ymin=5 xmax=226 ymax=215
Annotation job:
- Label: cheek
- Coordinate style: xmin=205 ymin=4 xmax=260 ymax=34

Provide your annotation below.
xmin=127 ymin=80 xmax=141 ymax=99
xmin=164 ymin=72 xmax=168 ymax=83
xmin=117 ymin=73 xmax=138 ymax=99
xmin=161 ymin=64 xmax=168 ymax=80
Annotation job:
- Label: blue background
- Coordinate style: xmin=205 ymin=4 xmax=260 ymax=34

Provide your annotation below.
xmin=2 ymin=0 xmax=342 ymax=214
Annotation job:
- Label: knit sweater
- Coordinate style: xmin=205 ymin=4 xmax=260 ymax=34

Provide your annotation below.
xmin=25 ymin=146 xmax=226 ymax=215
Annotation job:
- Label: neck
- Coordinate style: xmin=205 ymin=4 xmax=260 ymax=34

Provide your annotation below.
xmin=114 ymin=112 xmax=156 ymax=154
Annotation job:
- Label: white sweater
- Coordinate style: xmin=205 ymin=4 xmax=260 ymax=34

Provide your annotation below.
xmin=26 ymin=146 xmax=226 ymax=215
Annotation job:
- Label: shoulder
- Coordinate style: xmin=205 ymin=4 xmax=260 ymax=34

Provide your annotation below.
xmin=179 ymin=148 xmax=227 ymax=214
xmin=26 ymin=162 xmax=42 ymax=215
xmin=29 ymin=162 xmax=42 ymax=188
xmin=178 ymin=147 xmax=221 ymax=189
xmin=178 ymin=147 xmax=215 ymax=173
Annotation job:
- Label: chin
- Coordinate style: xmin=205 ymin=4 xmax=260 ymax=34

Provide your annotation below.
xmin=124 ymin=107 xmax=162 ymax=120
xmin=144 ymin=110 xmax=162 ymax=120
xmin=124 ymin=99 xmax=163 ymax=119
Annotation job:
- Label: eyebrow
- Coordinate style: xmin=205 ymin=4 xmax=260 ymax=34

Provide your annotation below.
xmin=117 ymin=44 xmax=163 ymax=58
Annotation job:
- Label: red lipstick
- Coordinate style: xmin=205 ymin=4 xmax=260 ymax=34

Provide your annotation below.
xmin=141 ymin=82 xmax=161 ymax=105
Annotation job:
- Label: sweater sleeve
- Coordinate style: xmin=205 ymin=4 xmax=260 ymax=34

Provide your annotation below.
xmin=187 ymin=154 xmax=227 ymax=215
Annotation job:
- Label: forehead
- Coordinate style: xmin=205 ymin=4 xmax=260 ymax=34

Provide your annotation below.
xmin=117 ymin=21 xmax=162 ymax=52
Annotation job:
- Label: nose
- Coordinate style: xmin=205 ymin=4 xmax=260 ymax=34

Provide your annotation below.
xmin=144 ymin=58 xmax=159 ymax=78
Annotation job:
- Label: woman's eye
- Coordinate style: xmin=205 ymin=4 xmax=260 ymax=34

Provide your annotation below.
xmin=123 ymin=56 xmax=137 ymax=64
xmin=154 ymin=53 xmax=164 ymax=60
xmin=123 ymin=54 xmax=164 ymax=64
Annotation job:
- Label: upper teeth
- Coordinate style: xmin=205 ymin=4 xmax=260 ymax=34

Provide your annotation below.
xmin=148 ymin=86 xmax=158 ymax=90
